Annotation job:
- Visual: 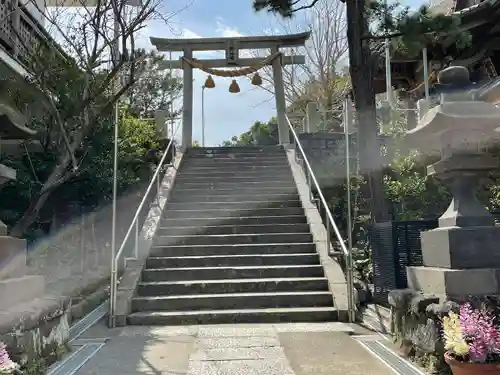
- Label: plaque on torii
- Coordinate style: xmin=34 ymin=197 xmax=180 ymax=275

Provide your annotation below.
xmin=226 ymin=40 xmax=239 ymax=66
xmin=150 ymin=32 xmax=311 ymax=150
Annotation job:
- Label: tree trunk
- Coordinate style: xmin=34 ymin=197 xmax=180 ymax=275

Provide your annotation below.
xmin=9 ymin=161 xmax=69 ymax=237
xmin=346 ymin=0 xmax=390 ymax=222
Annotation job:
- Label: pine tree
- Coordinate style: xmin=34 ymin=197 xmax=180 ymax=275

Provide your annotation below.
xmin=252 ymin=0 xmax=470 ymax=222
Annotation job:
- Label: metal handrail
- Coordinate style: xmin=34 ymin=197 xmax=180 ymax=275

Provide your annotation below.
xmin=108 ymin=122 xmax=181 ymax=328
xmin=285 ymin=115 xmax=356 ymax=323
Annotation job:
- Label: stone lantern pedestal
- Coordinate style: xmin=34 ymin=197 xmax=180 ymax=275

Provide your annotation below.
xmin=405 ymin=66 xmax=500 ymax=300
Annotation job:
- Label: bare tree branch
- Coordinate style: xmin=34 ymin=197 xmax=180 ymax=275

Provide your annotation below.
xmin=8 ymin=0 xmax=189 ymax=236
xmin=251 ymin=0 xmax=348 ymax=126
xmin=290 ymin=0 xmax=320 ymax=13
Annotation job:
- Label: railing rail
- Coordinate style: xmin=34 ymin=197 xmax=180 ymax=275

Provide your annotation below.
xmin=108 ymin=123 xmax=181 ymax=328
xmin=285 ymin=114 xmax=356 ymax=323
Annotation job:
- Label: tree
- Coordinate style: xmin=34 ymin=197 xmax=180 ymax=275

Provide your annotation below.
xmin=0 ymin=108 xmax=166 ymax=238
xmin=252 ymin=0 xmax=470 ymax=222
xmin=5 ymin=0 xmax=175 ymax=236
xmin=253 ymin=0 xmax=349 ymax=121
xmin=126 ymin=51 xmax=183 ymax=119
xmin=222 ymin=118 xmax=279 ymax=146
xmin=253 ymin=0 xmax=386 ymax=221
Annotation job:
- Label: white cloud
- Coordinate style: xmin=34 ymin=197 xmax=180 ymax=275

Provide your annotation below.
xmin=180 ymin=28 xmax=203 ymax=39
xmin=214 ymin=19 xmax=258 ymax=59
xmin=40 ymin=5 xmax=277 ymax=146
xmin=215 ymin=20 xmax=244 ymax=38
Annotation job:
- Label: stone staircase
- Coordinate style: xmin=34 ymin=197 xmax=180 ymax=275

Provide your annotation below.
xmin=127 ymin=146 xmax=338 ymax=325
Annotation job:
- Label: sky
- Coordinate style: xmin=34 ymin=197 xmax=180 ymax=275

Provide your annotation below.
xmin=49 ymin=0 xmax=427 ymax=146
xmin=134 ymin=0 xmax=304 ymax=146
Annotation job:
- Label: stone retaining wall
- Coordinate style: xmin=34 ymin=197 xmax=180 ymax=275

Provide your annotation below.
xmin=0 ymin=296 xmax=71 ymax=369
xmin=0 ymin=279 xmax=108 ymax=371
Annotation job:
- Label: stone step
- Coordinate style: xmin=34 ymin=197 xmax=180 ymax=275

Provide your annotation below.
xmin=137 ymin=277 xmax=329 ymax=296
xmin=165 ymin=200 xmax=302 ymax=211
xmin=149 ymin=243 xmax=316 ymax=257
xmin=175 ymin=175 xmax=295 ymax=183
xmin=169 ymin=187 xmax=298 ymax=198
xmin=159 ymin=215 xmax=307 ymax=227
xmin=142 ymin=264 xmax=324 ymax=282
xmin=127 ymin=307 xmax=339 ymax=325
xmin=162 ymin=207 xmax=304 ymax=219
xmin=145 ymin=253 xmax=320 ymax=268
xmin=153 ymin=233 xmax=313 ymax=246
xmin=168 ymin=193 xmax=300 ymax=203
xmin=160 ymin=215 xmax=307 ymax=227
xmin=181 ymin=159 xmax=289 ymax=166
xmin=186 ymin=146 xmax=284 ymax=155
xmin=132 ymin=291 xmax=333 ymax=312
xmin=173 ymin=180 xmax=296 ymax=189
xmin=181 ymin=165 xmax=290 ymax=173
xmin=176 ymin=166 xmax=292 ymax=178
xmin=156 ymin=223 xmax=311 ymax=236
xmin=184 ymin=154 xmax=288 ymax=160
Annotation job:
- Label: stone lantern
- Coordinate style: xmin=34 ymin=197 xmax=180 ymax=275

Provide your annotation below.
xmin=405 ymin=65 xmax=500 ymax=299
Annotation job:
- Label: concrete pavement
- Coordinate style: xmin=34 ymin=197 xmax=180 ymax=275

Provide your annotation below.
xmin=73 ymin=322 xmax=391 ymax=375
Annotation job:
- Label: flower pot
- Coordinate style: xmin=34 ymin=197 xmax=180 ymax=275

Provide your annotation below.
xmin=445 ymin=352 xmax=500 ymax=375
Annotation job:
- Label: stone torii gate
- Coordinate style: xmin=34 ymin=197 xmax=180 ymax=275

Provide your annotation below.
xmin=150 ymin=32 xmax=311 ymax=150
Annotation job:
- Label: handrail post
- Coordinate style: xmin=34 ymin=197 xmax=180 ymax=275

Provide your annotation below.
xmin=109 ymin=268 xmax=116 ymax=328
xmin=326 ymin=216 xmax=331 ymax=254
xmin=344 ymin=99 xmax=356 ymax=323
xmin=156 ymin=171 xmax=160 ymax=195
xmin=134 ymin=219 xmax=139 ymax=259
xmin=307 ymin=171 xmax=313 ymax=203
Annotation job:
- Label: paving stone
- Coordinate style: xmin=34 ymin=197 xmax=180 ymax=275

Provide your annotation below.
xmin=71 ymin=320 xmax=123 ymax=340
xmin=278 ymin=332 xmax=390 ymax=375
xmin=197 ymin=325 xmax=277 ymax=338
xmin=273 ymin=322 xmax=354 ymax=333
xmin=196 ymin=336 xmax=280 ymax=349
xmin=190 ymin=347 xmax=286 ymax=361
xmin=188 ymin=358 xmax=295 ymax=375
xmin=76 ymin=335 xmax=195 ymax=375
xmin=118 ymin=325 xmax=198 ymax=338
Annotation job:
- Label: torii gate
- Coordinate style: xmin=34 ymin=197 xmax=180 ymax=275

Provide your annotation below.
xmin=150 ymin=32 xmax=311 ymax=150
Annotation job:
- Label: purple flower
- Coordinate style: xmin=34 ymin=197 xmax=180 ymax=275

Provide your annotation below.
xmin=457 ymin=303 xmax=500 ymax=363
xmin=0 ymin=342 xmax=17 ymax=374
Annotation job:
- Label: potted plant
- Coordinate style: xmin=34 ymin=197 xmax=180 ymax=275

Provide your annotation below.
xmin=0 ymin=342 xmax=18 ymax=375
xmin=443 ymin=302 xmax=500 ymax=375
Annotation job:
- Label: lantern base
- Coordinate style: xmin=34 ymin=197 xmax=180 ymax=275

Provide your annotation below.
xmin=407 ymin=265 xmax=500 ymax=300
xmin=421 ymin=225 xmax=500 ymax=269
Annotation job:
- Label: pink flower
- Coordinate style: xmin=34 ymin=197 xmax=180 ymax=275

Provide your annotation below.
xmin=0 ymin=342 xmax=17 ymax=374
xmin=457 ymin=303 xmax=500 ymax=363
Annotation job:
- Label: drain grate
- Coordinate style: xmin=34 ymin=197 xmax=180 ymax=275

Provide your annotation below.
xmin=48 ymin=343 xmax=104 ymax=375
xmin=69 ymin=301 xmax=108 ymax=342
xmin=355 ymin=336 xmax=426 ymax=375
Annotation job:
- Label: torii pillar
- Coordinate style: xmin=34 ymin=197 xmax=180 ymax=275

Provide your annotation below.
xmin=271 ymin=46 xmax=289 ymax=144
xmin=150 ymin=32 xmax=311 ymax=150
xmin=182 ymin=49 xmax=193 ymax=149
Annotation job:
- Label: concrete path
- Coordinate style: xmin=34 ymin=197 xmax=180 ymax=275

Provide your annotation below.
xmin=73 ymin=322 xmax=391 ymax=375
